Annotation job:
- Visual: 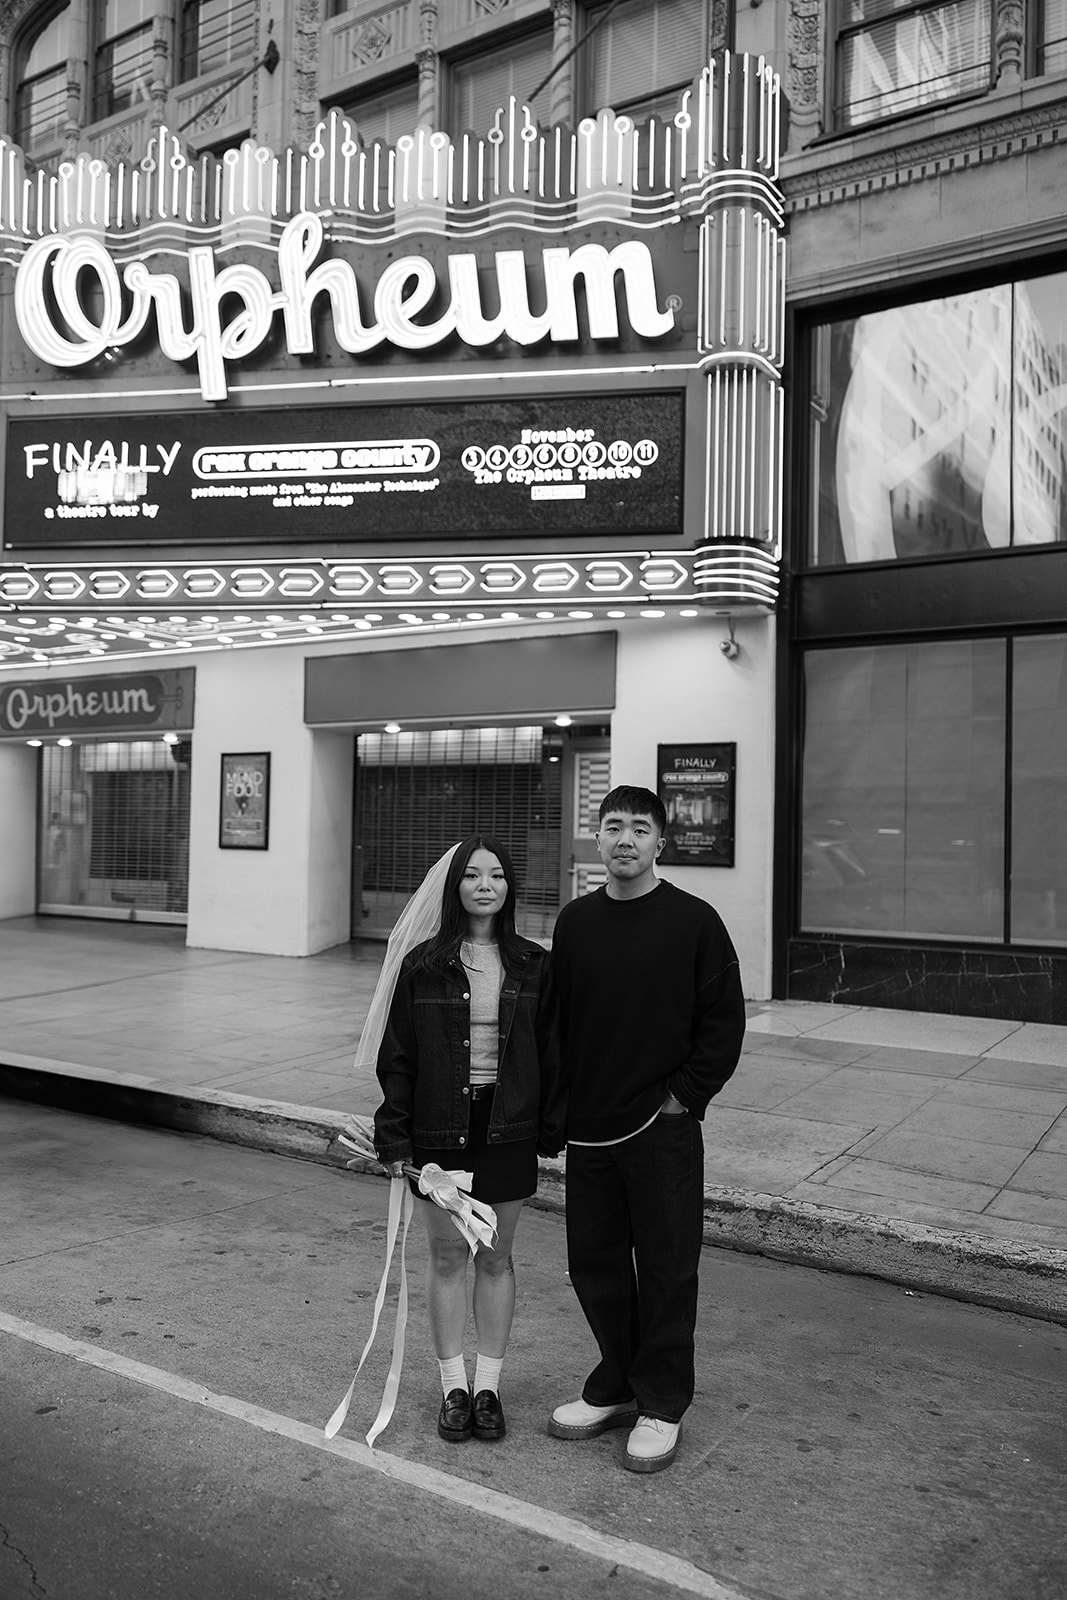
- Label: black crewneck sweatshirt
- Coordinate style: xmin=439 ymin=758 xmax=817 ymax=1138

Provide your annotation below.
xmin=551 ymin=879 xmax=745 ymax=1143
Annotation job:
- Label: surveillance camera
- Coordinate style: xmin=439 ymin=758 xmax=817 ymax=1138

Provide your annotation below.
xmin=720 ymin=638 xmax=740 ymax=659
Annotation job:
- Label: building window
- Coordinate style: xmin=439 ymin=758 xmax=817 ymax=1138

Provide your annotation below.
xmin=833 ymin=0 xmax=992 ymax=130
xmin=14 ymin=2 xmax=71 ymax=151
xmin=450 ymin=27 xmax=553 ymax=138
xmin=180 ymin=0 xmax=256 ymax=82
xmin=92 ymin=0 xmax=155 ymax=120
xmin=340 ymin=78 xmax=419 ymax=147
xmin=805 ymin=271 xmax=1067 ymax=567
xmin=581 ymin=0 xmax=709 ymax=122
xmin=800 ymin=635 xmax=1067 ymax=948
xmin=1040 ymin=0 xmax=1067 ymax=73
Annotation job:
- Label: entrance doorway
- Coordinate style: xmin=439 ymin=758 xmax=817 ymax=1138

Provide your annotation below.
xmin=351 ymin=723 xmax=610 ymax=941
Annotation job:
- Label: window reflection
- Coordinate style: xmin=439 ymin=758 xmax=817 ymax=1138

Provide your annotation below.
xmin=836 ymin=0 xmax=991 ymax=130
xmin=808 ymin=276 xmax=1067 ymax=566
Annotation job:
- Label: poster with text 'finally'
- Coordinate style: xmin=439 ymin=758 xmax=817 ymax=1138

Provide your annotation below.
xmin=5 ymin=393 xmax=685 ymax=548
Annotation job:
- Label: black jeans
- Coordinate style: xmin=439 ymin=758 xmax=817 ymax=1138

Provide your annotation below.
xmin=565 ymin=1109 xmax=705 ymax=1423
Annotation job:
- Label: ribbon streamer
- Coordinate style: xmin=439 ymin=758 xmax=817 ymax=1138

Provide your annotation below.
xmin=326 ymin=1120 xmax=498 ymax=1444
xmin=324 ymin=1174 xmax=414 ymax=1446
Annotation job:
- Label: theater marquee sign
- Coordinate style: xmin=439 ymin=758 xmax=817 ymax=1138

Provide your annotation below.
xmin=6 ymin=393 xmax=684 ymax=547
xmin=0 ymin=53 xmax=788 ymax=630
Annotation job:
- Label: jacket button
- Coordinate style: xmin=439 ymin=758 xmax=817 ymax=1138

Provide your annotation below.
xmin=458 ymin=1136 xmax=465 ymax=1145
xmin=463 ymin=1039 xmax=470 ymax=1048
xmin=462 ymin=1086 xmax=469 ymax=1096
xmin=462 ymin=993 xmax=470 ymax=1001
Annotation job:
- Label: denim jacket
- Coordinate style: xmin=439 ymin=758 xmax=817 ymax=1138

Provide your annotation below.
xmin=373 ymin=937 xmax=564 ymax=1166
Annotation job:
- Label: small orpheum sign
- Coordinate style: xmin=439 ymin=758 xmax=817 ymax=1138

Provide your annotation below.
xmin=0 ymin=667 xmax=194 ymax=738
xmin=5 ymin=393 xmax=684 ymax=548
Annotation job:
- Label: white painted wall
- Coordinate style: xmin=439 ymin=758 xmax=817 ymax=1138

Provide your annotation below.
xmin=185 ymin=648 xmax=352 ymax=956
xmin=610 ymin=613 xmax=775 ymax=999
xmin=0 ymin=741 xmax=37 ymax=918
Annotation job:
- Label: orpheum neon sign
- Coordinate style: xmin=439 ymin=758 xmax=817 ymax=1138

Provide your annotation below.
xmin=14 ymin=211 xmax=675 ymax=403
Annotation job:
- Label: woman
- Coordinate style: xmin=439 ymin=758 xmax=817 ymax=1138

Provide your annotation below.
xmin=371 ymin=836 xmax=563 ymax=1444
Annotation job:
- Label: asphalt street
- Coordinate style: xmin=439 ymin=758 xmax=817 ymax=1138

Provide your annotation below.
xmin=2 ymin=1100 xmax=1065 ymax=1600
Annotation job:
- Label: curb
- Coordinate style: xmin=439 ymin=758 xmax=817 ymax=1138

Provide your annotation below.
xmin=4 ymin=1056 xmax=1065 ymax=1327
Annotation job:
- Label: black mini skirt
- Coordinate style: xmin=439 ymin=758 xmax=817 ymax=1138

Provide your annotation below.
xmin=410 ymin=1091 xmax=537 ymax=1205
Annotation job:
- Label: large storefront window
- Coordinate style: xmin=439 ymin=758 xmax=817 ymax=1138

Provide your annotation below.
xmin=801 ymin=641 xmax=1005 ymax=940
xmin=801 ymin=636 xmax=1067 ymax=948
xmin=1012 ymin=635 xmax=1067 ymax=943
xmin=807 ymin=271 xmax=1067 ymax=565
xmin=38 ymin=740 xmax=191 ymax=922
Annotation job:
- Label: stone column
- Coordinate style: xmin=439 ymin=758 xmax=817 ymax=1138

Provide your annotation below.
xmin=786 ymin=0 xmax=823 ymax=147
xmin=994 ymin=0 xmax=1024 ymax=86
xmin=549 ymin=0 xmax=575 ymax=127
xmin=417 ymin=0 xmax=439 ymax=125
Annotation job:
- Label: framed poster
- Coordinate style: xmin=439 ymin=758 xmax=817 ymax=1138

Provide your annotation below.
xmin=658 ymin=744 xmax=736 ymax=867
xmin=219 ymin=752 xmax=271 ymax=850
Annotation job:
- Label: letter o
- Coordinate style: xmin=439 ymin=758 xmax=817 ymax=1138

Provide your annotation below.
xmin=15 ymin=235 xmax=125 ymax=365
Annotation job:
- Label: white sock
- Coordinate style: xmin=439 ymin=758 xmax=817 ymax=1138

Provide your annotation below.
xmin=438 ymin=1355 xmax=468 ymax=1396
xmin=473 ymin=1354 xmax=504 ymax=1396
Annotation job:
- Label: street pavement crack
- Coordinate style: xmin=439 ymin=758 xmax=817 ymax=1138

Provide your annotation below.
xmin=0 ymin=1520 xmax=48 ymax=1598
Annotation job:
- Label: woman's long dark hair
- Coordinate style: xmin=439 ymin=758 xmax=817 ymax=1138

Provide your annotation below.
xmin=418 ymin=835 xmax=526 ymax=977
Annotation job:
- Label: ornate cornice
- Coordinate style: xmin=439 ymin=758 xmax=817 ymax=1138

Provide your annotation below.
xmin=782 ymin=96 xmax=1067 ymax=211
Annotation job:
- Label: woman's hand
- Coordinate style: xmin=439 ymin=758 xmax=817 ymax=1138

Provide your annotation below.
xmin=379 ymin=1159 xmax=407 ymax=1180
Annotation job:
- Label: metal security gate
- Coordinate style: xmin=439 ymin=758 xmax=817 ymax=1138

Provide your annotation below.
xmin=353 ymin=725 xmax=565 ymax=940
xmin=38 ymin=740 xmax=191 ymax=922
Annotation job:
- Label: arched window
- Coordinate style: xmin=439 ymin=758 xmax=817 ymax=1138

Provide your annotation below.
xmin=14 ymin=2 xmax=71 ymax=150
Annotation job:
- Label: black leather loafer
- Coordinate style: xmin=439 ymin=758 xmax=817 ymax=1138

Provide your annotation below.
xmin=438 ymin=1387 xmax=473 ymax=1442
xmin=472 ymin=1388 xmax=506 ymax=1441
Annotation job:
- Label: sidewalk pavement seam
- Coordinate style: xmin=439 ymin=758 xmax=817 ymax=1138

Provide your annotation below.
xmin=3 ymin=1054 xmax=1065 ymax=1329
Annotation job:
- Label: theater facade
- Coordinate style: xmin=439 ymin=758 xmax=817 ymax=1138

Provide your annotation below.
xmin=0 ymin=52 xmax=785 ymax=994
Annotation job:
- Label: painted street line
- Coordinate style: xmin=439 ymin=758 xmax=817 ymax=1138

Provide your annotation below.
xmin=1 ymin=1309 xmax=750 ymax=1600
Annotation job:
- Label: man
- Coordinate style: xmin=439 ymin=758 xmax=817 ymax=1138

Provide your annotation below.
xmin=548 ymin=784 xmax=745 ymax=1472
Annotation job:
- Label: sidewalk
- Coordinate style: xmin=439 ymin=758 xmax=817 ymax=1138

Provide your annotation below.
xmin=1 ymin=914 xmax=1065 ymax=1321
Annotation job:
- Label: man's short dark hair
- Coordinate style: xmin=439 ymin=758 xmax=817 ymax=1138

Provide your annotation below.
xmin=599 ymin=785 xmax=667 ymax=834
